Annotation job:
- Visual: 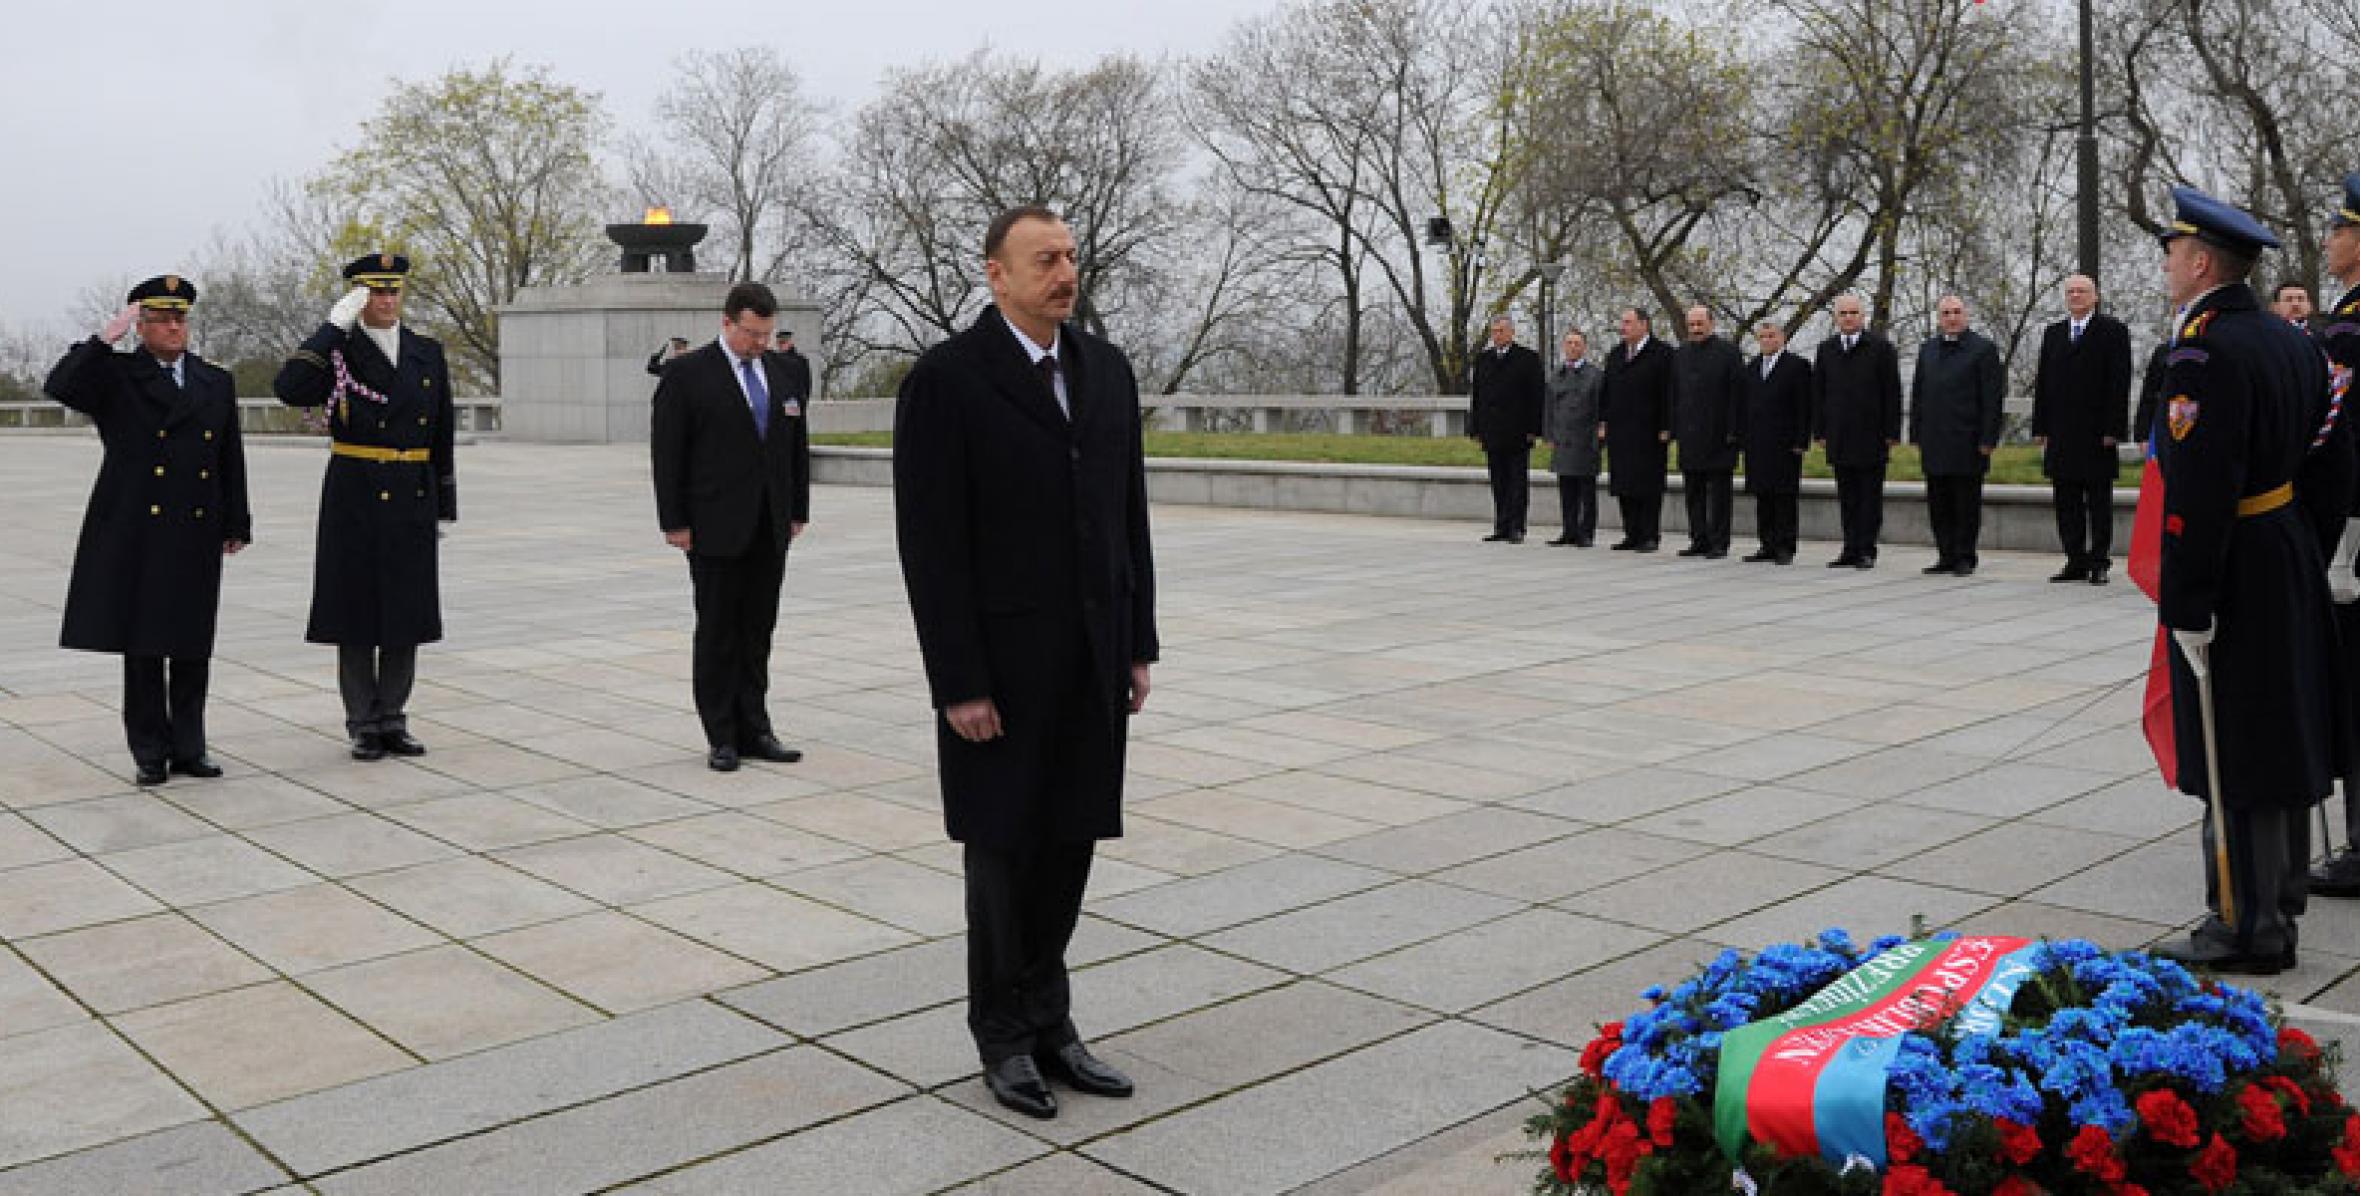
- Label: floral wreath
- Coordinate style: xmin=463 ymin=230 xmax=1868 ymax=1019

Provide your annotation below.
xmin=1525 ymin=929 xmax=2360 ymax=1195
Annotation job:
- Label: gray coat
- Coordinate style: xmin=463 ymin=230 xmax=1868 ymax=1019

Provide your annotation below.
xmin=1544 ymin=357 xmax=1603 ymax=476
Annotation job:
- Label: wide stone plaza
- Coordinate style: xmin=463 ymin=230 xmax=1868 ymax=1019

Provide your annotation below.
xmin=2 ymin=435 xmax=2356 ymax=1194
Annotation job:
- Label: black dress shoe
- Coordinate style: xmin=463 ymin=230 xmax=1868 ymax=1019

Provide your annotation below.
xmin=2049 ymin=564 xmax=2090 ymax=583
xmin=1703 ymin=548 xmax=1729 ymax=560
xmin=2311 ymin=848 xmax=2360 ymax=898
xmin=1633 ymin=540 xmax=1660 ymax=553
xmin=1854 ymin=556 xmax=1876 ymax=570
xmin=169 ymin=757 xmax=223 ymax=779
xmin=1742 ymin=549 xmax=1776 ymax=562
xmin=739 ymin=734 xmax=803 ymax=764
xmin=1506 ymin=534 xmax=1525 ymax=544
xmin=1036 ymin=1040 xmax=1133 ymax=1098
xmin=2087 ymin=562 xmax=2111 ymax=585
xmin=1922 ymin=560 xmax=1955 ymax=576
xmin=135 ymin=762 xmax=168 ymax=786
xmin=380 ymin=730 xmax=426 ymax=757
xmin=1774 ymin=554 xmax=1795 ymax=565
xmin=1482 ymin=532 xmax=1508 ymax=542
xmin=350 ymin=733 xmax=386 ymax=762
xmin=985 ymin=1055 xmax=1058 ymax=1119
xmin=1952 ymin=562 xmax=1977 ymax=577
xmin=2156 ymin=934 xmax=2294 ymax=976
xmin=1827 ymin=555 xmax=1858 ymax=569
xmin=1573 ymin=538 xmax=1593 ymax=548
xmin=1677 ymin=544 xmax=1706 ymax=557
xmin=707 ymin=745 xmax=741 ymax=772
xmin=1547 ymin=536 xmax=1577 ymax=546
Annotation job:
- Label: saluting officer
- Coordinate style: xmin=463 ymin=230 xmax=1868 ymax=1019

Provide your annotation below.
xmin=2306 ymin=172 xmax=2360 ymax=899
xmin=272 ymin=254 xmax=457 ymax=761
xmin=43 ymin=276 xmax=251 ymax=785
xmin=2149 ymin=188 xmax=2344 ymax=975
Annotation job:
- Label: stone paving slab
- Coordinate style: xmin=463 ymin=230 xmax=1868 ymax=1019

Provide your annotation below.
xmin=1 ymin=437 xmax=2348 ymax=1191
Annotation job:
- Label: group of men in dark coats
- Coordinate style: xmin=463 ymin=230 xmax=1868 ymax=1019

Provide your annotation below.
xmin=46 ymin=254 xmax=457 ymax=782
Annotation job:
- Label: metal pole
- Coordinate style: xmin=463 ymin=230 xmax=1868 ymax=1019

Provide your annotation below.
xmin=2075 ymin=0 xmax=2101 ymax=281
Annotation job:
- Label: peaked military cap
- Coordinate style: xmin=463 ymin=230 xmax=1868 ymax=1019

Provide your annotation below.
xmin=2333 ymin=172 xmax=2360 ymax=230
xmin=2158 ymin=186 xmax=2281 ymax=254
xmin=127 ymin=275 xmax=197 ymax=311
xmin=342 ymin=252 xmax=411 ymax=290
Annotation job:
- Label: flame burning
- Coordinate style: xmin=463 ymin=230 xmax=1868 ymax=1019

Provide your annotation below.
xmin=642 ymin=206 xmax=674 ymax=226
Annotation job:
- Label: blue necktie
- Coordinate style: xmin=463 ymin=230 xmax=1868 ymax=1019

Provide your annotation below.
xmin=741 ymin=359 xmax=770 ymax=438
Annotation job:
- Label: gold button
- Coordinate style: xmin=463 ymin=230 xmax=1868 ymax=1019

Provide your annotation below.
xmin=199 ymin=469 xmax=209 ymax=479
xmin=203 ymin=430 xmax=214 ymax=441
xmin=194 ymin=508 xmax=206 ymax=519
xmin=153 ymin=465 xmax=165 ymax=477
xmin=148 ymin=505 xmax=160 ymax=516
xmin=156 ymin=429 xmax=166 ymax=439
xmin=379 ymin=491 xmax=391 ymax=501
xmin=418 ymin=417 xmax=428 ymax=426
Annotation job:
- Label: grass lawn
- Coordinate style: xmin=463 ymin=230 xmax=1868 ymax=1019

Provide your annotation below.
xmin=815 ymin=430 xmax=2142 ymax=488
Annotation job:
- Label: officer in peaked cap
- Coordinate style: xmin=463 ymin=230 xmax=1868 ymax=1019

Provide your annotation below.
xmin=2305 ymin=173 xmax=2360 ymax=898
xmin=272 ymin=253 xmax=458 ymax=762
xmin=42 ymin=275 xmax=252 ymax=785
xmin=2149 ymin=186 xmax=2346 ymax=974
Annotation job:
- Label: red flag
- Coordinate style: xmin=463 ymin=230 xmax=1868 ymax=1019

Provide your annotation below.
xmin=2129 ymin=455 xmax=2176 ymax=785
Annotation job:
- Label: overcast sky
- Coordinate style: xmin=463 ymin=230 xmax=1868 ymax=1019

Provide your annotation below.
xmin=0 ymin=0 xmax=1281 ymax=334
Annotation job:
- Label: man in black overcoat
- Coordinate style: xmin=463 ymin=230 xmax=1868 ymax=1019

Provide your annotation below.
xmin=273 ymin=254 xmax=455 ymax=761
xmin=2149 ymin=187 xmax=2344 ymax=975
xmin=45 ymin=276 xmax=251 ymax=785
xmin=2306 ymin=172 xmax=2360 ymax=899
xmin=650 ymin=282 xmax=812 ymax=772
xmin=1600 ymin=307 xmax=1673 ymax=551
xmin=1672 ymin=305 xmax=1746 ymax=558
xmin=1468 ymin=315 xmax=1544 ymax=543
xmin=1811 ymin=294 xmax=1903 ymax=568
xmin=893 ymin=205 xmax=1158 ymax=1121
xmin=1741 ymin=321 xmax=1812 ymax=564
xmin=2031 ymin=274 xmax=2134 ymax=583
xmin=1909 ymin=295 xmax=2005 ymax=576
xmin=771 ymin=328 xmax=814 ymax=402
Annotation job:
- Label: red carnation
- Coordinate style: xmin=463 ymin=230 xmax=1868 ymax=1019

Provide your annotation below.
xmin=1579 ymin=1022 xmax=1624 ymax=1078
xmin=2237 ymin=1082 xmax=2287 ymax=1143
xmin=2333 ymin=1113 xmax=2360 ymax=1179
xmin=2136 ymin=1089 xmax=2201 ymax=1148
xmin=2189 ymin=1132 xmax=2237 ymax=1193
xmin=1881 ymin=1163 xmax=1956 ymax=1196
xmin=1991 ymin=1178 xmax=2038 ymax=1196
xmin=1549 ymin=1134 xmax=1577 ymax=1182
xmin=1994 ymin=1117 xmax=2042 ymax=1165
xmin=2280 ymin=1025 xmax=2322 ymax=1064
xmin=2067 ymin=1125 xmax=2127 ymax=1183
xmin=1888 ymin=1112 xmax=1925 ymax=1164
xmin=2259 ymin=1074 xmax=2311 ymax=1117
xmin=1645 ymin=1096 xmax=1676 ymax=1147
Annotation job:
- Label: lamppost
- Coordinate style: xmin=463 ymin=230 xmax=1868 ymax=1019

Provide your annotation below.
xmin=2075 ymin=0 xmax=2100 ymax=281
xmin=1535 ymin=260 xmax=1567 ymax=358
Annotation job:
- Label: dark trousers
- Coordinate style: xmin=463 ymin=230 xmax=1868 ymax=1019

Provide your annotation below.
xmin=1616 ymin=491 xmax=1662 ymax=546
xmin=1926 ymin=473 xmax=1985 ymax=567
xmin=123 ymin=655 xmax=208 ymax=767
xmin=1754 ymin=492 xmax=1798 ymax=559
xmin=1833 ymin=465 xmax=1885 ymax=560
xmin=1682 ymin=469 xmax=1733 ymax=552
xmin=1555 ymin=476 xmax=1597 ymax=544
xmin=687 ymin=510 xmax=787 ymax=749
xmin=965 ymin=839 xmax=1094 ymax=1065
xmin=337 ymin=645 xmax=417 ymax=738
xmin=2200 ymin=804 xmax=2309 ymax=956
xmin=2052 ymin=477 xmax=2114 ymax=567
xmin=1484 ymin=446 xmax=1530 ymax=537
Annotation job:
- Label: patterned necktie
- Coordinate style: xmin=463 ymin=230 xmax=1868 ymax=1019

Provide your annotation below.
xmin=740 ymin=358 xmax=770 ymax=439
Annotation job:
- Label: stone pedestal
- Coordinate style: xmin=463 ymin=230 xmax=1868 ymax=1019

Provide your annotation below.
xmin=497 ymin=273 xmax=823 ymax=444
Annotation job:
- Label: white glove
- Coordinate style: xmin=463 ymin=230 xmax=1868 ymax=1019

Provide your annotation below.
xmin=327 ymin=286 xmax=368 ymax=331
xmin=2332 ymin=517 xmax=2360 ymax=605
xmin=99 ymin=303 xmax=138 ymax=343
xmin=2173 ymin=625 xmax=2214 ymax=680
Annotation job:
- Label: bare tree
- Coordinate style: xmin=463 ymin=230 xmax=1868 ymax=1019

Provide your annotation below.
xmin=628 ymin=48 xmax=822 ymax=282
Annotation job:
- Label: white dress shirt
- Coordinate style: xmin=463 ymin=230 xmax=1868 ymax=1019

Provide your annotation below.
xmin=999 ymin=313 xmax=1069 ymax=417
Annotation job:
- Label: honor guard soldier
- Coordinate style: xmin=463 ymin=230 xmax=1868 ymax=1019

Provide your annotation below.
xmin=2150 ymin=187 xmax=2345 ymax=975
xmin=43 ymin=276 xmax=251 ymax=785
xmin=2307 ymin=173 xmax=2360 ymax=898
xmin=272 ymin=254 xmax=456 ymax=761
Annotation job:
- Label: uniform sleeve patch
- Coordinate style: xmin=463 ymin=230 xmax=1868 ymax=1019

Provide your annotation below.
xmin=2167 ymin=347 xmax=2210 ymax=366
xmin=2167 ymin=395 xmax=2200 ymax=440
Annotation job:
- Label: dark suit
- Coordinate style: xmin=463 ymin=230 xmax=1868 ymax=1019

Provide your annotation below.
xmin=893 ymin=307 xmax=1157 ymax=1066
xmin=1910 ymin=330 xmax=2005 ymax=569
xmin=1673 ymin=335 xmax=1746 ymax=553
xmin=1602 ymin=337 xmax=1674 ymax=546
xmin=651 ymin=341 xmax=812 ymax=750
xmin=1469 ymin=342 xmax=1544 ymax=538
xmin=45 ymin=341 xmax=251 ymax=769
xmin=1812 ymin=331 xmax=1903 ymax=561
xmin=1742 ymin=351 xmax=1812 ymax=559
xmin=2031 ymin=313 xmax=2133 ymax=570
xmin=2155 ymin=282 xmax=2344 ymax=957
xmin=274 ymin=323 xmax=455 ymax=737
